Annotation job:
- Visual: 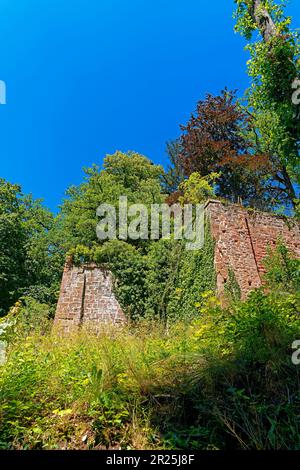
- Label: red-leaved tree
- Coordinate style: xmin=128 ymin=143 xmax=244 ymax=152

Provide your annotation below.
xmin=178 ymin=90 xmax=274 ymax=209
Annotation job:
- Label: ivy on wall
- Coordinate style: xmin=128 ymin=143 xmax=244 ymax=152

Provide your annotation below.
xmin=166 ymin=223 xmax=216 ymax=321
xmin=66 ymin=220 xmax=216 ymax=322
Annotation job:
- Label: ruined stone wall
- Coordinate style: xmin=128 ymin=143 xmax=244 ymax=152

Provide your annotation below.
xmin=54 ymin=201 xmax=300 ymax=331
xmin=54 ymin=260 xmax=125 ymax=333
xmin=206 ymin=200 xmax=300 ymax=299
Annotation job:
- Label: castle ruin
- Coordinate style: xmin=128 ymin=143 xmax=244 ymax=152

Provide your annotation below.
xmin=54 ymin=200 xmax=300 ymax=332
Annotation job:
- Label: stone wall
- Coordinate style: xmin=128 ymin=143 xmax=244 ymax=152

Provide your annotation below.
xmin=206 ymin=200 xmax=300 ymax=299
xmin=54 ymin=260 xmax=125 ymax=333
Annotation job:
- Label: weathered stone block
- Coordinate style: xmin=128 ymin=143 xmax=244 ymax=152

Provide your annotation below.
xmin=54 ymin=262 xmax=125 ymax=333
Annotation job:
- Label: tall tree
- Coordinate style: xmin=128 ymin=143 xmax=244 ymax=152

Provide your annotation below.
xmin=0 ymin=179 xmax=62 ymax=315
xmin=58 ymin=151 xmax=164 ymax=251
xmin=178 ymin=90 xmax=272 ymax=208
xmin=234 ymin=0 xmax=300 ymax=209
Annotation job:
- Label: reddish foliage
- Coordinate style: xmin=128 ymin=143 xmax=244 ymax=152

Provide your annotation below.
xmin=178 ymin=90 xmax=272 ymax=206
xmin=179 ymin=90 xmax=255 ymax=175
xmin=165 ymin=191 xmax=182 ymax=206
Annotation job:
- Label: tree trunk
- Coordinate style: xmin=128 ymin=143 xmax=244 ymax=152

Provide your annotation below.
xmin=249 ymin=0 xmax=277 ymax=42
xmin=248 ymin=1 xmax=298 ymax=209
xmin=280 ymin=166 xmax=297 ymax=209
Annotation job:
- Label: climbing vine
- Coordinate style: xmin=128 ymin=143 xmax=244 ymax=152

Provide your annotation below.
xmin=66 ymin=222 xmax=216 ymax=322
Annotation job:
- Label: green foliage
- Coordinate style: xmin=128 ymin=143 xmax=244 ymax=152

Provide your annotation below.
xmin=177 ymin=89 xmax=274 ymax=209
xmin=143 ymin=239 xmax=184 ymax=321
xmin=178 ymin=172 xmax=219 ymax=205
xmin=59 ymin=151 xmax=164 ymax=251
xmin=66 ymin=222 xmax=216 ymax=323
xmin=234 ymin=0 xmax=292 ymax=39
xmin=1 ymin=1 xmax=300 ymax=451
xmin=103 ymin=233 xmax=215 ymax=322
xmin=166 ymin=224 xmax=216 ymax=320
xmin=161 ymin=139 xmax=185 ymax=195
xmin=0 ymin=179 xmax=63 ymax=315
xmin=224 ymin=267 xmax=242 ymax=302
xmin=234 ymin=0 xmax=300 ymax=209
xmin=1 ymin=283 xmax=300 ymax=450
xmin=107 ymin=242 xmax=149 ymax=321
xmin=295 ymin=199 xmax=300 ymax=218
xmin=226 ymin=289 xmax=300 ymax=364
xmin=1 ymin=298 xmax=51 ymax=343
xmin=263 ymin=240 xmax=300 ymax=293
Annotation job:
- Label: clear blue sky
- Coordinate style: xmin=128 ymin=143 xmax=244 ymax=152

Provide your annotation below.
xmin=0 ymin=0 xmax=298 ymax=211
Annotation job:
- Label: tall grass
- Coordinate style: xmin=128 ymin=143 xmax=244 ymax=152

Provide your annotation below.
xmin=1 ymin=288 xmax=300 ymax=450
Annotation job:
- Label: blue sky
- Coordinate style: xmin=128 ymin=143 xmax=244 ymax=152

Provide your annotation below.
xmin=0 ymin=0 xmax=298 ymax=211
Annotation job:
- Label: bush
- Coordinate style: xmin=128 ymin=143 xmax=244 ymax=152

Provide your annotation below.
xmin=264 ymin=241 xmax=300 ymax=294
xmin=1 ymin=298 xmax=51 ymax=344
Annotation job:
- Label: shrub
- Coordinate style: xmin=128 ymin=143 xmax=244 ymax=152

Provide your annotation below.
xmin=264 ymin=241 xmax=300 ymax=294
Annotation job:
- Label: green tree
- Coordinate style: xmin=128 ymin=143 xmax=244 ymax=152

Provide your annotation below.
xmin=161 ymin=139 xmax=185 ymax=195
xmin=58 ymin=151 xmax=164 ymax=251
xmin=0 ymin=179 xmax=62 ymax=315
xmin=234 ymin=0 xmax=300 ymax=209
xmin=178 ymin=172 xmax=219 ymax=205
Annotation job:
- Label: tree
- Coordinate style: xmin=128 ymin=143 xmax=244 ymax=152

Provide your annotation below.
xmin=178 ymin=90 xmax=273 ymax=209
xmin=161 ymin=139 xmax=185 ymax=195
xmin=234 ymin=0 xmax=300 ymax=209
xmin=0 ymin=179 xmax=62 ymax=315
xmin=58 ymin=151 xmax=164 ymax=251
xmin=178 ymin=172 xmax=218 ymax=205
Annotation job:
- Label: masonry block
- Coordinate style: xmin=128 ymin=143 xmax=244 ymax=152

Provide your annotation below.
xmin=54 ymin=260 xmax=125 ymax=333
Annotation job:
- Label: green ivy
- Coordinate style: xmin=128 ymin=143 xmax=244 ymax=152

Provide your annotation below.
xmin=224 ymin=267 xmax=242 ymax=303
xmin=66 ymin=222 xmax=216 ymax=322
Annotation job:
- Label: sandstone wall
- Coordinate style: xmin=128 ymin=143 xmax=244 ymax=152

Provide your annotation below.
xmin=206 ymin=200 xmax=300 ymax=299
